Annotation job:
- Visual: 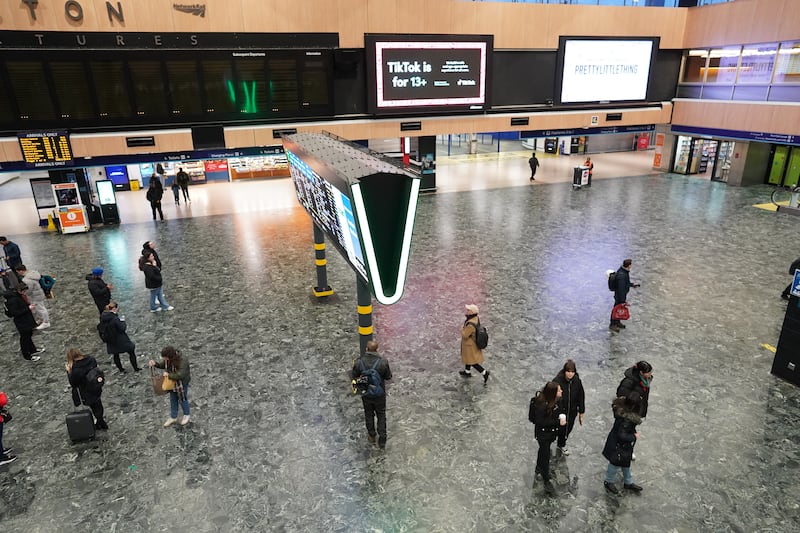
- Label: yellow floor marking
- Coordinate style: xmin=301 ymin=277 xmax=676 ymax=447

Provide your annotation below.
xmin=753 ymin=202 xmax=780 ymax=212
xmin=761 ymin=343 xmax=777 ymax=353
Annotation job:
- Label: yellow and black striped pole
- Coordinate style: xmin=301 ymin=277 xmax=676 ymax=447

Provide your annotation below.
xmin=357 ymin=276 xmax=373 ymax=356
xmin=311 ymin=224 xmax=334 ymax=298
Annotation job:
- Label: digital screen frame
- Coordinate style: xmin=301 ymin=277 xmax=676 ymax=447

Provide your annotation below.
xmin=284 ymin=147 xmax=368 ymax=281
xmin=365 ymin=34 xmax=493 ymax=115
xmin=18 ymin=131 xmax=73 ymax=167
xmin=555 ymin=36 xmax=659 ymax=105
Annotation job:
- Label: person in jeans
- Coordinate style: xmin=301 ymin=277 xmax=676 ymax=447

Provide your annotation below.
xmin=139 ymin=251 xmax=173 ymax=313
xmin=150 ymin=346 xmax=191 ymax=427
xmin=552 ymin=359 xmax=585 ymax=456
xmin=351 ymin=340 xmax=392 ymax=449
xmin=4 ymin=284 xmax=44 ymax=361
xmin=602 ymin=396 xmax=643 ymax=494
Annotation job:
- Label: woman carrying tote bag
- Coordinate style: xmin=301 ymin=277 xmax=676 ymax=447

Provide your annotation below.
xmin=149 ymin=346 xmax=191 ymax=427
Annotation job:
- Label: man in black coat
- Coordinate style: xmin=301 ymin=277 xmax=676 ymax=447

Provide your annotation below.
xmin=351 ymin=340 xmax=392 ymax=449
xmin=610 ymin=258 xmax=640 ymax=332
xmin=616 ymin=361 xmax=653 ymax=419
xmin=86 ymin=267 xmax=112 ymax=314
xmin=528 ymin=153 xmax=540 ymax=182
xmin=781 ymin=256 xmax=800 ymax=300
xmin=4 ymin=285 xmax=44 ymax=361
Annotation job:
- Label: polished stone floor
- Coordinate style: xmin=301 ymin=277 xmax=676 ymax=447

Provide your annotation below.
xmin=1 ymin=165 xmax=799 ymax=532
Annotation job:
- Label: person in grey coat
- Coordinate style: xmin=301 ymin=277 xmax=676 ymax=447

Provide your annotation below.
xmin=15 ymin=265 xmax=49 ymax=329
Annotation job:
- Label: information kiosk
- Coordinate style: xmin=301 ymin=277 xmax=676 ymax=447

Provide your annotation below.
xmin=52 ymin=182 xmax=89 ymax=234
xmin=96 ymin=179 xmax=120 ymax=224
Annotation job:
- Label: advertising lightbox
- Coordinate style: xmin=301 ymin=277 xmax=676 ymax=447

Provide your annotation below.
xmin=557 ymin=37 xmax=658 ymax=104
xmin=365 ymin=34 xmax=493 ymax=115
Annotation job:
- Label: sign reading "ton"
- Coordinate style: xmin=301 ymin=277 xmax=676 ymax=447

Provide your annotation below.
xmin=20 ymin=0 xmax=126 ymax=24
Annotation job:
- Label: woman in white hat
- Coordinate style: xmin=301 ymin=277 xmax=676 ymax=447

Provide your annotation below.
xmin=460 ymin=304 xmax=490 ymax=384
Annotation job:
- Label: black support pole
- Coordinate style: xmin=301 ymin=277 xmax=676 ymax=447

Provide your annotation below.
xmin=312 ymin=223 xmax=334 ymax=298
xmin=357 ymin=276 xmax=373 ymax=356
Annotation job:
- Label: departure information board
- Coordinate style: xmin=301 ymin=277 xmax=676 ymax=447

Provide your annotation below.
xmin=18 ymin=131 xmax=73 ymax=167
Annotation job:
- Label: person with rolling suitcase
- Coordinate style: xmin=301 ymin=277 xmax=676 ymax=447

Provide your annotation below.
xmin=66 ymin=348 xmax=107 ymax=437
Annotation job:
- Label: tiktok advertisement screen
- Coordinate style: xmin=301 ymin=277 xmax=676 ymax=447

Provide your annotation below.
xmin=366 ymin=35 xmax=492 ymax=115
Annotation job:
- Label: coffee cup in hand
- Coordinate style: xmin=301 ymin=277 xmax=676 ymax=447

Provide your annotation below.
xmin=559 ymin=414 xmax=567 ymax=425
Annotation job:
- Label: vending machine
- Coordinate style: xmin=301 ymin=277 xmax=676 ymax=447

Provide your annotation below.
xmin=52 ymin=182 xmax=89 ymax=234
xmin=96 ymin=179 xmax=120 ymax=224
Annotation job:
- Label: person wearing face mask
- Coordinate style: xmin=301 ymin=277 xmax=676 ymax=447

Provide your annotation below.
xmin=552 ymin=359 xmax=585 ymax=457
xmin=459 ymin=304 xmax=490 ymax=384
xmin=529 ymin=381 xmax=566 ymax=494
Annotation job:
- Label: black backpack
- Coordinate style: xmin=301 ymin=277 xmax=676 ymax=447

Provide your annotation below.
xmin=353 ymin=358 xmax=385 ymax=398
xmin=96 ymin=321 xmax=112 ymax=343
xmin=474 ymin=321 xmax=489 ymax=350
xmin=84 ymin=367 xmax=105 ymax=393
xmin=608 ymin=271 xmax=617 ymax=292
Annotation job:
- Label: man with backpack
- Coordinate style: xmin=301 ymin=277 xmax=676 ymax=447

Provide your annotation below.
xmin=351 ymin=340 xmax=392 ymax=449
xmin=610 ymin=259 xmax=640 ymax=332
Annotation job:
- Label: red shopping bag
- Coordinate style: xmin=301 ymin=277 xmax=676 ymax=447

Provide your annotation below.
xmin=612 ymin=303 xmax=630 ymax=321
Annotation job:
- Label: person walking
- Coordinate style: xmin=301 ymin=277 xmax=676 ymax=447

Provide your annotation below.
xmin=146 ymin=176 xmax=164 ymax=221
xmin=99 ymin=302 xmax=141 ymax=373
xmin=351 ymin=340 xmax=392 ymax=449
xmin=459 ymin=304 xmax=490 ymax=383
xmin=780 ymin=256 xmax=800 ymax=300
xmin=149 ymin=346 xmax=191 ymax=427
xmin=0 ymin=236 xmax=22 ymax=271
xmin=602 ymin=396 xmax=643 ymax=494
xmin=552 ymin=359 xmax=585 ymax=457
xmin=610 ymin=258 xmax=640 ymax=332
xmin=86 ymin=267 xmax=112 ymax=314
xmin=3 ymin=284 xmax=44 ymax=361
xmin=170 ymin=177 xmax=181 ymax=206
xmin=529 ymin=152 xmax=540 ymax=182
xmin=529 ymin=381 xmax=566 ymax=494
xmin=0 ymin=391 xmax=17 ymax=466
xmin=66 ymin=348 xmax=108 ymax=430
xmin=15 ymin=265 xmax=49 ymax=329
xmin=176 ymin=167 xmax=191 ymax=203
xmin=139 ymin=251 xmax=173 ymax=312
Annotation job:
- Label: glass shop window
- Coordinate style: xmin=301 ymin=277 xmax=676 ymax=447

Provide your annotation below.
xmin=706 ymin=46 xmax=741 ymax=84
xmin=681 ymin=50 xmax=709 ymax=83
xmin=737 ymin=43 xmax=777 ymax=84
xmin=774 ymin=41 xmax=800 ymax=84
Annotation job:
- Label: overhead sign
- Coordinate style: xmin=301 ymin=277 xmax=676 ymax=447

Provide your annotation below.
xmin=671 ymin=124 xmax=799 ymax=146
xmin=18 ymin=132 xmax=73 ymax=168
xmin=520 ymin=124 xmax=655 ymax=138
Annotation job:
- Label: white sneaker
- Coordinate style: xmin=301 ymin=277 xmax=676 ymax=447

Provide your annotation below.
xmin=163 ymin=417 xmax=177 ymax=427
xmin=558 ymin=446 xmax=570 ymax=456
xmin=29 ymin=355 xmax=41 ymax=362
xmin=33 ymin=347 xmax=46 ymax=354
xmin=165 ymin=306 xmax=174 ymax=311
xmin=150 ymin=308 xmax=162 ymax=313
xmin=35 ymin=322 xmax=51 ymax=330
xmin=180 ymin=415 xmax=190 ymax=426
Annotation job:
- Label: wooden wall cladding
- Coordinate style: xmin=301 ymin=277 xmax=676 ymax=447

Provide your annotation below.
xmin=683 ymin=0 xmax=800 ymax=49
xmin=672 ymin=100 xmax=800 ymax=137
xmin=0 ymin=0 xmax=687 ymax=49
xmin=68 ymin=130 xmax=194 ymax=158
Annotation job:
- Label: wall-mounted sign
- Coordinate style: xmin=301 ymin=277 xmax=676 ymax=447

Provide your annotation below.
xmin=173 ymin=4 xmax=206 ymax=17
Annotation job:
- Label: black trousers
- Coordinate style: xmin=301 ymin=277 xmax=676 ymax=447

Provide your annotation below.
xmin=782 ymin=283 xmax=792 ymax=298
xmin=180 ymin=186 xmax=190 ymax=201
xmin=19 ymin=328 xmax=37 ymax=359
xmin=150 ymin=201 xmax=164 ymax=220
xmin=557 ymin=412 xmax=578 ymax=448
xmin=536 ymin=435 xmax=556 ymax=482
xmin=361 ymin=395 xmax=387 ymax=445
xmin=113 ymin=351 xmax=139 ymax=371
xmin=89 ymin=399 xmax=107 ymax=429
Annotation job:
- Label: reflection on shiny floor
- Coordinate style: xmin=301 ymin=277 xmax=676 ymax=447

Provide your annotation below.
xmin=0 ymin=152 xmax=797 ymax=532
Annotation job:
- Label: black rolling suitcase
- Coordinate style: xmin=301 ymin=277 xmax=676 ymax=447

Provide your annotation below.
xmin=66 ymin=389 xmax=95 ymax=442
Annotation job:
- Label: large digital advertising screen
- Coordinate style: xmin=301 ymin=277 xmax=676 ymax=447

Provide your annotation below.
xmin=365 ymin=34 xmax=492 ymax=115
xmin=557 ymin=37 xmax=658 ymax=104
xmin=286 ymin=149 xmax=368 ymax=281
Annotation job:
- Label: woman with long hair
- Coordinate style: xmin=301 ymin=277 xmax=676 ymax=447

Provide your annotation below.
xmin=65 ymin=348 xmax=107 ymax=430
xmin=530 ymin=381 xmax=566 ymax=493
xmin=552 ymin=359 xmax=586 ymax=456
xmin=139 ymin=251 xmax=173 ymax=313
xmin=149 ymin=346 xmax=191 ymax=427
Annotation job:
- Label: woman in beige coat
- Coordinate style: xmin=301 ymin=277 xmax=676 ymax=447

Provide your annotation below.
xmin=460 ymin=304 xmax=490 ymax=384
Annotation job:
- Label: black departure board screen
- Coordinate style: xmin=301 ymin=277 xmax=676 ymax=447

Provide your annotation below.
xmin=366 ymin=34 xmax=493 ymax=115
xmin=18 ymin=131 xmax=73 ymax=167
